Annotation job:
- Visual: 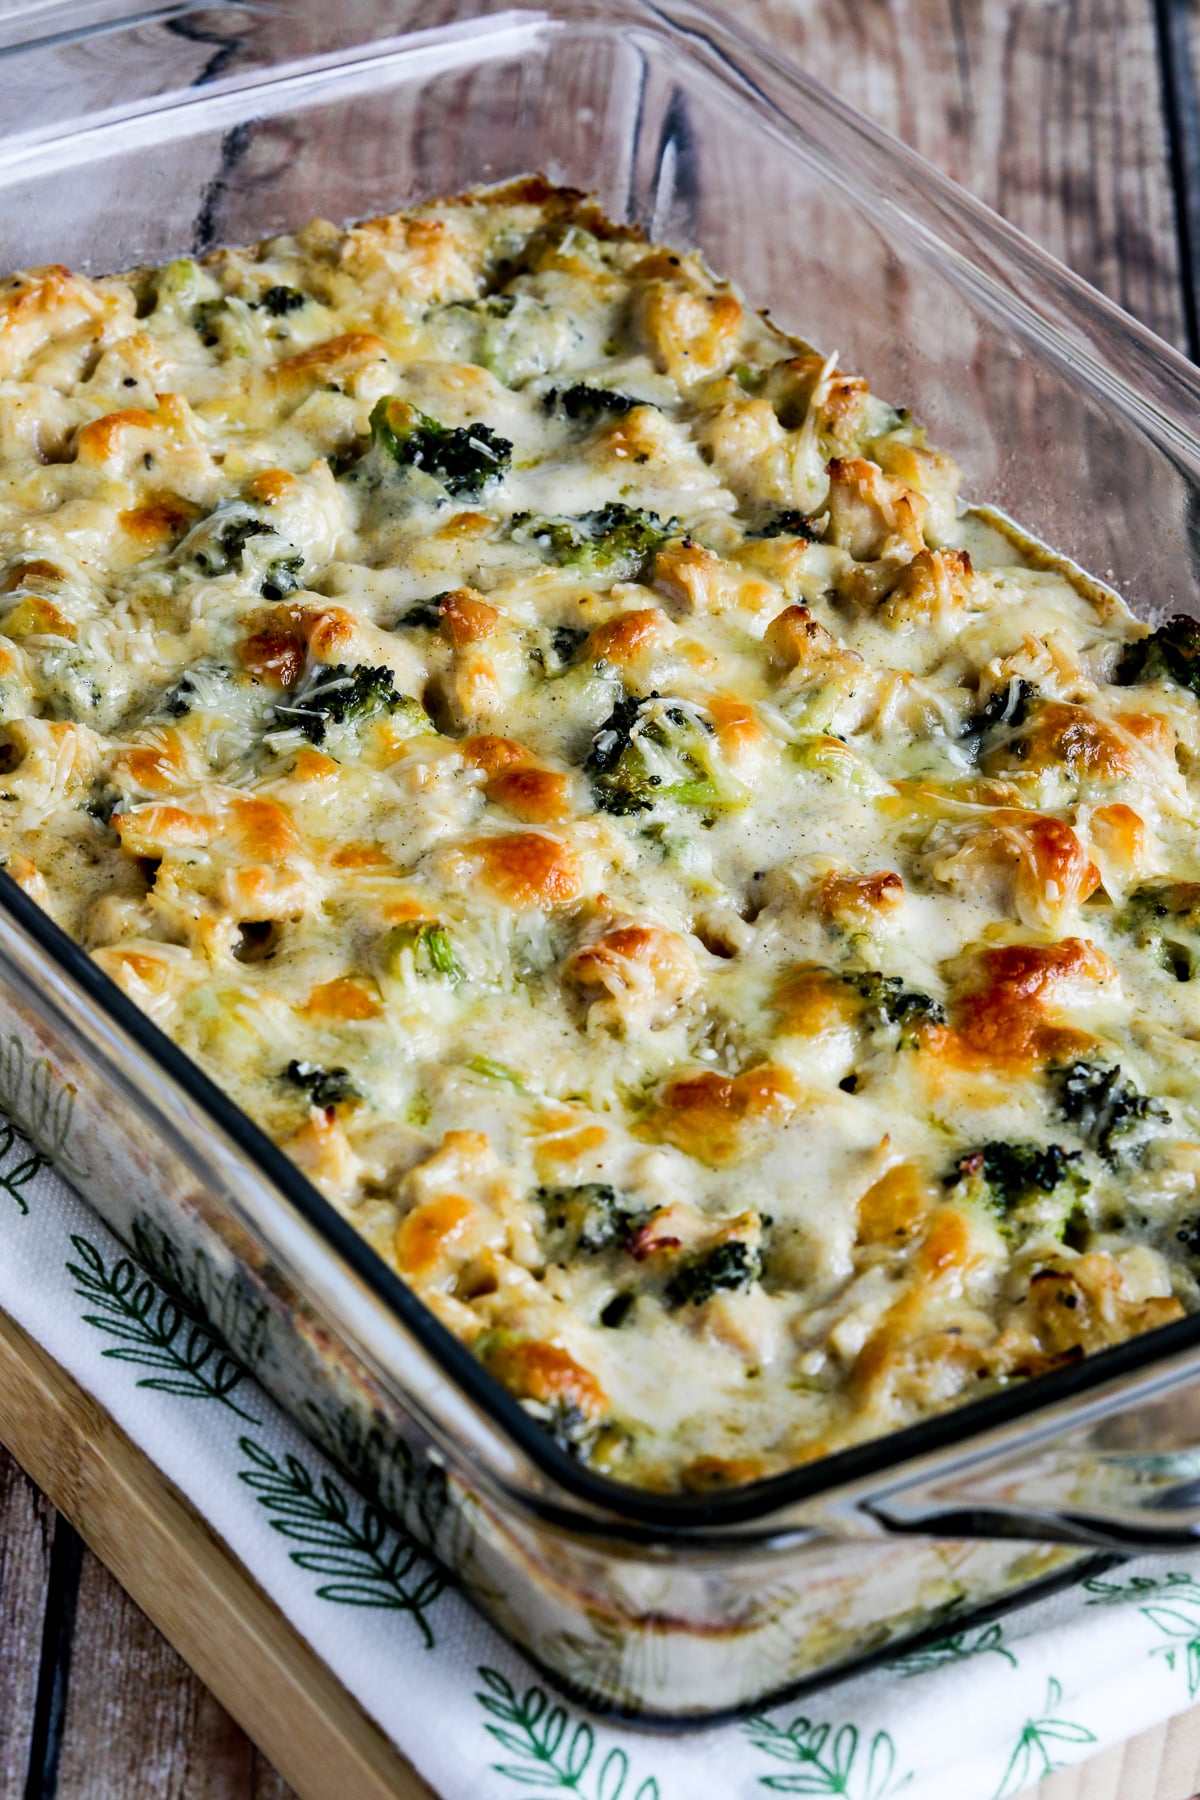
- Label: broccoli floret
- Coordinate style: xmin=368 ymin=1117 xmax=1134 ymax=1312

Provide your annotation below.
xmin=192 ymin=296 xmax=228 ymax=347
xmin=1119 ymin=615 xmax=1200 ymax=695
xmin=599 ymin=1291 xmax=635 ymax=1328
xmin=393 ymin=597 xmax=446 ymax=631
xmin=1118 ymin=883 xmax=1200 ymax=981
xmin=190 ymin=294 xmax=263 ymax=357
xmin=535 ymin=1396 xmax=601 ymax=1460
xmin=195 ymin=285 xmax=307 ymax=341
xmin=535 ymin=1182 xmax=642 ymax=1259
xmin=949 ymin=1140 xmax=1087 ymax=1243
xmin=182 ymin=505 xmax=304 ymax=600
xmin=219 ymin=518 xmax=270 ymax=565
xmin=274 ymin=663 xmax=405 ymax=745
xmin=154 ymin=258 xmax=206 ymax=311
xmin=194 ymin=515 xmax=271 ymax=574
xmin=84 ymin=787 xmax=120 ymax=827
xmin=160 ymin=668 xmax=207 ymax=719
xmin=846 ymin=971 xmax=947 ymax=1043
xmin=1176 ymin=1217 xmax=1200 ymax=1257
xmin=1055 ymin=1060 xmax=1170 ymax=1167
xmin=951 ymin=1141 xmax=1083 ymax=1207
xmin=153 ymin=657 xmax=234 ymax=721
xmin=514 ymin=502 xmax=675 ymax=581
xmin=584 ymin=691 xmax=740 ymax=816
xmin=753 ymin=510 xmax=818 ymax=541
xmin=367 ymin=397 xmax=512 ymax=497
xmin=384 ymin=920 xmax=464 ymax=984
xmin=963 ymin=676 xmax=1035 ymax=739
xmin=259 ymin=285 xmax=307 ymax=316
xmin=542 ymin=383 xmax=635 ymax=423
xmin=260 ymin=552 xmax=303 ymax=601
xmin=585 ymin=694 xmax=643 ymax=777
xmin=550 ymin=625 xmax=590 ymax=667
xmin=442 ymin=294 xmax=517 ymax=320
xmin=665 ymin=1240 xmax=761 ymax=1308
xmin=284 ymin=1061 xmax=359 ymax=1108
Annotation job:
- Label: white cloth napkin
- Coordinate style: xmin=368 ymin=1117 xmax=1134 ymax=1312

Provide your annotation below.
xmin=1 ymin=1118 xmax=1198 ymax=1800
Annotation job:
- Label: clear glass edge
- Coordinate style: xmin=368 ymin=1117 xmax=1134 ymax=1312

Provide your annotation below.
xmin=10 ymin=860 xmax=1200 ymax=1556
xmin=0 ymin=0 xmax=1197 ymax=1548
xmin=4 ymin=0 xmax=1198 ymax=479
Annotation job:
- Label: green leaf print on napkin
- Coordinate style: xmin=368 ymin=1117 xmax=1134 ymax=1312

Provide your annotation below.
xmin=0 ymin=1032 xmax=88 ymax=1213
xmin=475 ymin=1665 xmax=661 ymax=1796
xmin=890 ymin=1620 xmax=1018 ymax=1678
xmin=0 ymin=1112 xmax=47 ymax=1216
xmin=743 ymin=1713 xmax=910 ymax=1796
xmin=992 ymin=1677 xmax=1095 ymax=1799
xmin=237 ymin=1437 xmax=448 ymax=1647
xmin=128 ymin=1213 xmax=271 ymax=1377
xmin=0 ymin=1033 xmax=85 ymax=1192
xmin=67 ymin=1233 xmax=258 ymax=1420
xmin=1085 ymin=1572 xmax=1200 ymax=1696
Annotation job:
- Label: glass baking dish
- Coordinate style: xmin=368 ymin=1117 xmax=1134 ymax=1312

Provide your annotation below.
xmin=6 ymin=0 xmax=1200 ymax=1722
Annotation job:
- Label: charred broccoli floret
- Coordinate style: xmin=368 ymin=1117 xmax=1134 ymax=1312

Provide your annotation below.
xmin=963 ymin=675 xmax=1035 ymax=740
xmin=514 ymin=503 xmax=675 ymax=581
xmin=535 ymin=1183 xmax=642 ymax=1259
xmin=367 ymin=397 xmax=512 ymax=497
xmin=846 ymin=971 xmax=947 ymax=1044
xmin=1119 ymin=615 xmax=1200 ymax=696
xmin=753 ymin=509 xmax=818 ymax=541
xmin=585 ymin=691 xmax=741 ymax=816
xmin=284 ymin=1061 xmax=359 ymax=1108
xmin=259 ymin=285 xmax=306 ymax=316
xmin=665 ymin=1240 xmax=762 ymax=1308
xmin=1055 ymin=1060 xmax=1169 ymax=1166
xmin=542 ymin=382 xmax=635 ymax=422
xmin=275 ymin=663 xmax=407 ymax=745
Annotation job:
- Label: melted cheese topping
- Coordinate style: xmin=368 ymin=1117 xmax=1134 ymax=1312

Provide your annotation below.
xmin=3 ymin=180 xmax=1199 ymax=1493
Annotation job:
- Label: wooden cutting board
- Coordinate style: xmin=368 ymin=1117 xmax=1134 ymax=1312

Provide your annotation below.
xmin=1 ymin=1294 xmax=1199 ymax=1800
xmin=0 ymin=1305 xmax=434 ymax=1800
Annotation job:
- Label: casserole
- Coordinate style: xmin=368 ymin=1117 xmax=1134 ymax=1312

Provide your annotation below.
xmin=5 ymin=0 xmax=1200 ymax=1720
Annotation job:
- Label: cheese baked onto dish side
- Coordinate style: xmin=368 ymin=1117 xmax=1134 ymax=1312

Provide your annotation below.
xmin=4 ymin=178 xmax=1200 ymax=1493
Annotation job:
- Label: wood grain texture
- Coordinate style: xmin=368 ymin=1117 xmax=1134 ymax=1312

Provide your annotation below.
xmin=56 ymin=1547 xmax=293 ymax=1800
xmin=749 ymin=0 xmax=1187 ymax=350
xmin=0 ymin=1446 xmax=52 ymax=1798
xmin=0 ymin=1307 xmax=435 ymax=1800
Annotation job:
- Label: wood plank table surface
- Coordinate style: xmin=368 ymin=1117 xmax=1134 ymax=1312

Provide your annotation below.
xmin=2 ymin=1 xmax=1200 ymax=1795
